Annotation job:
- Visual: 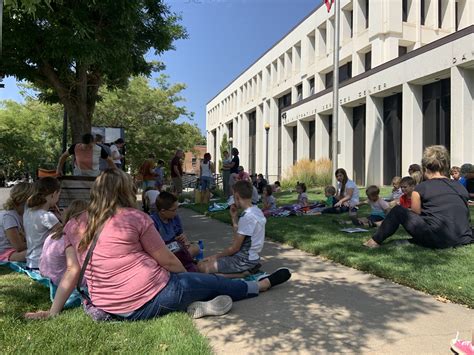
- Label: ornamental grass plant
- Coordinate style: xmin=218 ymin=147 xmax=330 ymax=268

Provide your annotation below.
xmin=281 ymin=158 xmax=332 ymax=189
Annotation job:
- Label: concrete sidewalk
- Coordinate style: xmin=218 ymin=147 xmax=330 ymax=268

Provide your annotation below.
xmin=179 ymin=207 xmax=473 ymax=355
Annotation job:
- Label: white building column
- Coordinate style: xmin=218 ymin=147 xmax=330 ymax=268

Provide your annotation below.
xmin=402 ymin=82 xmax=423 ymax=173
xmin=338 ymin=106 xmax=353 ymax=174
xmin=268 ymin=98 xmax=279 ymax=180
xmin=365 ymin=96 xmax=384 ymax=186
xmin=281 ymin=124 xmax=293 ymax=179
xmin=297 ymin=120 xmax=310 ymax=161
xmin=315 ymin=113 xmax=330 ymax=160
xmin=240 ymin=113 xmax=250 ymax=171
xmin=207 ymin=131 xmax=215 ymax=160
xmin=255 ymin=104 xmax=264 ymax=174
xmin=451 ymin=66 xmax=474 ymax=166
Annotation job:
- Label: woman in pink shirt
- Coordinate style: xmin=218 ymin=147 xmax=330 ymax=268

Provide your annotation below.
xmin=26 ymin=169 xmax=291 ymax=321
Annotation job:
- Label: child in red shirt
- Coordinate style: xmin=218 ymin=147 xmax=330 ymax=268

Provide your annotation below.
xmin=399 ymin=176 xmax=416 ymax=209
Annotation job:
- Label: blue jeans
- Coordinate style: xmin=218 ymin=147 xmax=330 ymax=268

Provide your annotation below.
xmin=122 ymin=272 xmax=259 ymax=321
xmin=200 ymin=176 xmax=213 ymax=191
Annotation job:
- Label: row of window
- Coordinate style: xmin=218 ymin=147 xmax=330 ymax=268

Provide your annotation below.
xmin=208 ymin=0 xmax=465 ymax=121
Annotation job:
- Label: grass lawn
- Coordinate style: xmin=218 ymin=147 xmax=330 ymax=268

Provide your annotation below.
xmin=0 ymin=268 xmax=211 ymax=354
xmin=188 ymin=187 xmax=474 ymax=308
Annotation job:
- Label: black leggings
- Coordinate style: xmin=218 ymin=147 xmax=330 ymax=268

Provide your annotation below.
xmin=372 ymin=205 xmax=438 ymax=248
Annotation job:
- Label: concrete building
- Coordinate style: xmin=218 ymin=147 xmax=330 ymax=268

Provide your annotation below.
xmin=206 ymin=0 xmax=474 ymax=185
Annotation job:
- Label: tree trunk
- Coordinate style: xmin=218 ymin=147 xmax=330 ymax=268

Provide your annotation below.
xmin=40 ymin=62 xmax=100 ymax=145
xmin=66 ymin=105 xmax=91 ymax=144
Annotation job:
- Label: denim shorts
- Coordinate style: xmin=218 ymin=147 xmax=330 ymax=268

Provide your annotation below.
xmin=200 ymin=176 xmax=214 ymax=191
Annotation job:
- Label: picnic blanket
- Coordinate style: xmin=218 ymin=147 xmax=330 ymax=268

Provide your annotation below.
xmin=208 ymin=202 xmax=229 ymax=212
xmin=270 ymin=203 xmax=326 ymax=217
xmin=0 ymin=261 xmax=82 ymax=309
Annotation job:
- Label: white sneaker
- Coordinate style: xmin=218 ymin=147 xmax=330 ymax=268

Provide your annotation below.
xmin=187 ymin=295 xmax=233 ymax=319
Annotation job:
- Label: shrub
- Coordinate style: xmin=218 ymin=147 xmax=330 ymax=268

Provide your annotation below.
xmin=281 ymin=158 xmax=332 ymax=189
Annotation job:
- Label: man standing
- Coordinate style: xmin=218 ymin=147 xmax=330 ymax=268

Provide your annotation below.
xmin=94 ymin=134 xmax=111 ymax=172
xmin=56 ymin=133 xmax=115 ymax=177
xmin=170 ymin=150 xmax=184 ymax=197
xmin=110 ymin=138 xmax=125 ymax=169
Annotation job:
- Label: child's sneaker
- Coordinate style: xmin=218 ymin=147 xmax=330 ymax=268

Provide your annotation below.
xmin=187 ymin=295 xmax=233 ymax=319
xmin=451 ymin=333 xmax=474 ymax=355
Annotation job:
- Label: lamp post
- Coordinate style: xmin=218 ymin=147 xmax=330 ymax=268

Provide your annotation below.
xmin=264 ymin=122 xmax=270 ymax=182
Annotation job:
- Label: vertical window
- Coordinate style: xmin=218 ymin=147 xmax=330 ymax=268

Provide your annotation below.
xmin=365 ymin=0 xmax=369 ymax=28
xmin=421 ymin=0 xmax=426 ymax=25
xmin=325 ymin=71 xmax=333 ymax=89
xmin=292 ymin=126 xmax=297 ymax=164
xmin=455 ymin=1 xmax=459 ymax=31
xmin=402 ymin=0 xmax=408 ymax=21
xmin=364 ymin=52 xmax=372 ymax=71
xmin=438 ymin=0 xmax=442 ymax=28
xmin=309 ymin=77 xmax=315 ymax=95
xmin=296 ymin=84 xmax=303 ymax=101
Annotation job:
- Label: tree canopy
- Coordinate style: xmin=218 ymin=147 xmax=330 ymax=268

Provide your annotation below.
xmin=2 ymin=0 xmax=186 ymax=142
xmin=0 ymin=75 xmax=205 ymax=177
xmin=94 ymin=75 xmax=205 ymax=173
xmin=0 ymin=99 xmax=62 ymax=178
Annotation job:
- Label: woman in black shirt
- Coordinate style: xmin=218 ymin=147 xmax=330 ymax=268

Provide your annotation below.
xmin=365 ymin=145 xmax=472 ymax=249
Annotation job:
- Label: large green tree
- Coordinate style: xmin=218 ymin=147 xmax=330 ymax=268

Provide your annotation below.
xmin=0 ymin=99 xmax=62 ymax=178
xmin=94 ymin=75 xmax=205 ymax=173
xmin=2 ymin=0 xmax=186 ymax=142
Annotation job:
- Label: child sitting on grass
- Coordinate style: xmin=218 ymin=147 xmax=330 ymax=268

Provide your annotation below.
xmin=352 ymin=185 xmax=390 ymax=228
xmin=262 ymin=185 xmax=277 ymax=217
xmin=323 ymin=185 xmax=337 ymax=207
xmin=398 ymin=176 xmax=416 ymax=209
xmin=198 ymin=180 xmax=266 ymax=275
xmin=24 ymin=177 xmax=62 ymax=270
xmin=272 ymin=181 xmax=281 ymax=193
xmin=450 ymin=166 xmax=461 ymax=181
xmin=40 ymin=200 xmax=88 ymax=286
xmin=390 ymin=176 xmax=403 ymax=201
xmin=296 ymin=182 xmax=309 ymax=208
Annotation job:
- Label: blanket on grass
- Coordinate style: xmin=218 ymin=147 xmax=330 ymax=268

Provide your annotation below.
xmin=0 ymin=261 xmax=82 ymax=309
xmin=270 ymin=203 xmax=326 ymax=217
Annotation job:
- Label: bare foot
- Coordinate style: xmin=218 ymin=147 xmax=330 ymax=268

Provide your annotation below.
xmin=363 ymin=238 xmax=380 ymax=248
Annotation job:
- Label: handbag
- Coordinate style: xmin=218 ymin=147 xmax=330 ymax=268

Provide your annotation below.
xmin=76 ymin=224 xmax=117 ymax=322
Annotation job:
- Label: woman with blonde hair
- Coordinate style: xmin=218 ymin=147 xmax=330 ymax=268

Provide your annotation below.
xmin=26 ymin=168 xmax=291 ymax=321
xmin=365 ymin=145 xmax=473 ymax=249
xmin=0 ymin=182 xmax=34 ymax=262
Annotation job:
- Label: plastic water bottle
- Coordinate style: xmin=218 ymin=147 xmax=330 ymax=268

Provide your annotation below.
xmin=196 ymin=240 xmax=204 ymax=261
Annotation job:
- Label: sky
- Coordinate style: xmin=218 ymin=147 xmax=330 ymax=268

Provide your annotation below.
xmin=0 ymin=0 xmax=321 ymax=134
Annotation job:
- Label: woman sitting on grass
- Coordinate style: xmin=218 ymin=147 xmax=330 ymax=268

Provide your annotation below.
xmin=0 ymin=182 xmax=34 ymax=262
xmin=364 ymin=145 xmax=473 ymax=249
xmin=322 ymin=168 xmax=359 ymax=214
xmin=26 ymin=169 xmax=291 ymax=321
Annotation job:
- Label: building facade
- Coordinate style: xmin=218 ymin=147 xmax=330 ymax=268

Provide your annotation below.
xmin=206 ymin=0 xmax=474 ymax=185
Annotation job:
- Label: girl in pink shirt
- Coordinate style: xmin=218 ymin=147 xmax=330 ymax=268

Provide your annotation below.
xmin=26 ymin=169 xmax=291 ymax=321
xmin=40 ymin=200 xmax=88 ymax=285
